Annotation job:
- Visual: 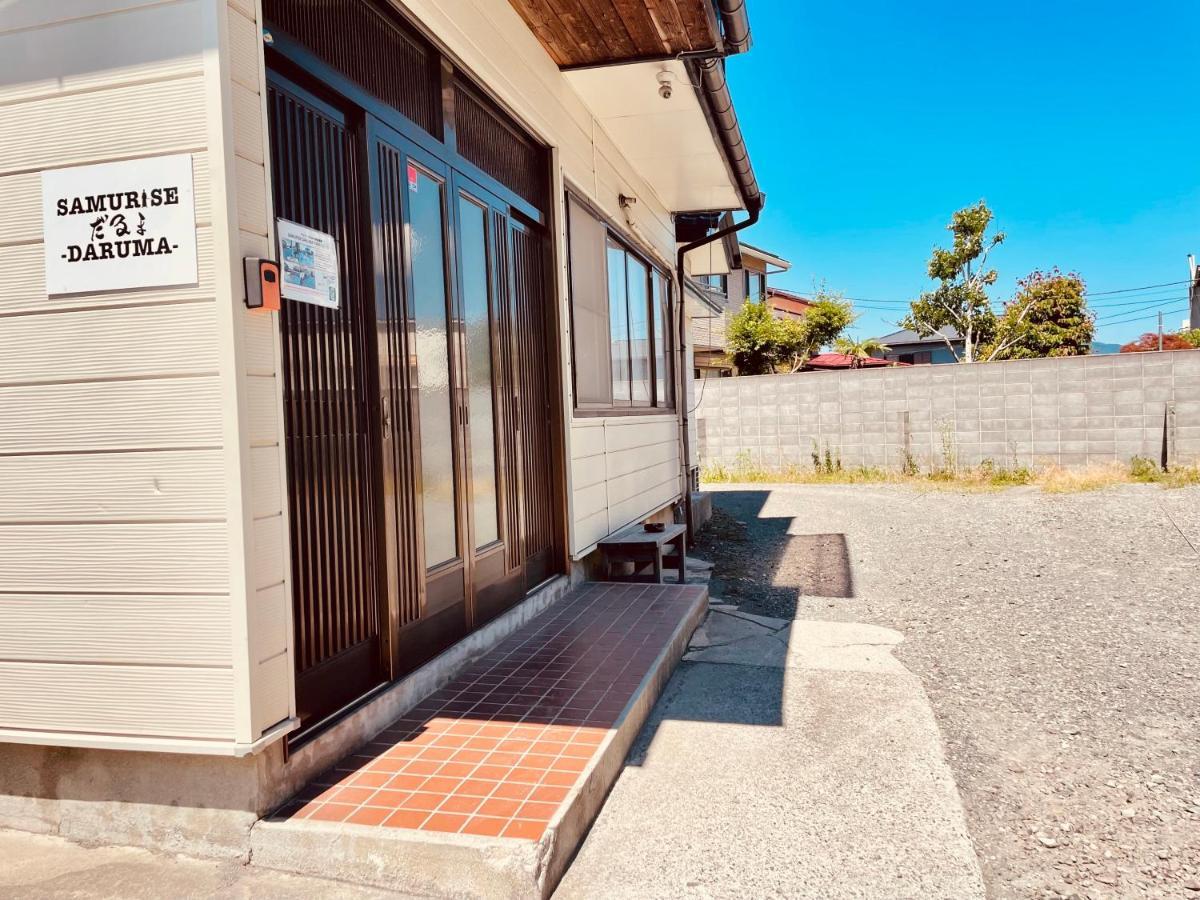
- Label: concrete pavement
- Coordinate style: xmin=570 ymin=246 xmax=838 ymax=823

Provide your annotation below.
xmin=0 ymin=828 xmax=423 ymax=899
xmin=554 ymin=608 xmax=986 ymax=899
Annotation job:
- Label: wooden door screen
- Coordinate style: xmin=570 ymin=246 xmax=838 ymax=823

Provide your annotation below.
xmin=266 ymin=76 xmax=387 ymax=732
xmin=263 ymin=4 xmax=563 ymax=741
xmin=507 ymin=219 xmax=557 ymax=591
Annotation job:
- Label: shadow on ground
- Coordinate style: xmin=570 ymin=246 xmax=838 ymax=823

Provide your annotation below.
xmin=555 ymin=487 xmax=987 ymax=899
xmin=692 ymin=490 xmax=854 ymax=619
xmin=626 ymin=490 xmax=857 ymax=741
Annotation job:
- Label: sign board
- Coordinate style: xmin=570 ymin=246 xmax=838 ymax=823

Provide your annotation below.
xmin=277 ymin=218 xmax=340 ymax=310
xmin=41 ymin=154 xmax=198 ymax=295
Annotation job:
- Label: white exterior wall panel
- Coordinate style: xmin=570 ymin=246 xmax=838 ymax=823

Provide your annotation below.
xmin=216 ymin=0 xmax=293 ymax=739
xmin=569 ymin=416 xmax=682 ymax=554
xmin=0 ymin=0 xmax=286 ymax=752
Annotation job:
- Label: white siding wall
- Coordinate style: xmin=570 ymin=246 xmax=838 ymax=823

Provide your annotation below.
xmin=570 ymin=416 xmax=682 ymax=554
xmin=0 ymin=0 xmax=237 ymax=744
xmin=393 ymin=0 xmax=686 ymax=557
xmin=220 ymin=0 xmax=293 ymax=741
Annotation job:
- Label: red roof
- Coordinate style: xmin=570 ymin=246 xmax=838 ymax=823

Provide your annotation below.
xmin=804 ymin=353 xmax=910 ymax=370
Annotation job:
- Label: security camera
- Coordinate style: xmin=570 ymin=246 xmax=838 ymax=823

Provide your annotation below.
xmin=657 ymin=70 xmax=673 ymax=100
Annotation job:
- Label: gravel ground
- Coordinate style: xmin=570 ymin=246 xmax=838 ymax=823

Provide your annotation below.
xmin=694 ymin=483 xmax=1200 ymax=900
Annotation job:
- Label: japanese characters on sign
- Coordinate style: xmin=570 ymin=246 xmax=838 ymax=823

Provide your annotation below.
xmin=41 ymin=154 xmax=199 ymax=296
xmin=276 ymin=218 xmax=340 ymax=310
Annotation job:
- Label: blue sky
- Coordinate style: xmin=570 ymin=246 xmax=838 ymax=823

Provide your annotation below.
xmin=727 ymin=0 xmax=1199 ymax=345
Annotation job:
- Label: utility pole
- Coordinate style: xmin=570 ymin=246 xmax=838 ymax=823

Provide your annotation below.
xmin=1190 ymin=254 xmax=1199 ymax=331
xmin=1158 ymin=311 xmax=1164 ymax=352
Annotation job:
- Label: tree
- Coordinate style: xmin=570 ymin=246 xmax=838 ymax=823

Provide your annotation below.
xmin=1178 ymin=329 xmax=1200 ymax=349
xmin=727 ymin=289 xmax=854 ymax=375
xmin=984 ymin=270 xmax=1094 ymax=360
xmin=901 ymin=201 xmax=1008 ymax=363
xmin=727 ymin=297 xmax=785 ymax=375
xmin=779 ymin=289 xmax=854 ymax=372
xmin=833 ymin=336 xmax=890 ymax=368
xmin=1120 ymin=332 xmax=1196 ymax=353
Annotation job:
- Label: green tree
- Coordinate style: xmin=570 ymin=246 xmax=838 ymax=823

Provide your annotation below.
xmin=984 ymin=270 xmax=1094 ymax=360
xmin=726 ymin=289 xmax=854 ymax=375
xmin=833 ymin=336 xmax=890 ymax=368
xmin=727 ymin=297 xmax=785 ymax=375
xmin=901 ymin=201 xmax=1005 ymax=363
xmin=781 ymin=289 xmax=855 ymax=372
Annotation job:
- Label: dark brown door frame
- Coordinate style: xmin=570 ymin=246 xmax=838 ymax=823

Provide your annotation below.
xmin=265 ymin=24 xmax=569 ymax=744
xmin=450 ymin=176 xmax=517 ymax=601
xmin=266 ymin=25 xmax=568 ymax=584
xmin=366 ymin=116 xmax=472 ymax=679
xmin=265 ymin=68 xmax=392 ymax=738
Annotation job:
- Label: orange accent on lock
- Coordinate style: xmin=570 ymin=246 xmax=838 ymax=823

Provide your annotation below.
xmin=259 ymin=260 xmax=281 ymax=312
xmin=245 ymin=257 xmax=281 ymax=312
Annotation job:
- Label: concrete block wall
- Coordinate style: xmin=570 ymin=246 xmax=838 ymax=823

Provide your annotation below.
xmin=695 ymin=350 xmax=1200 ymax=471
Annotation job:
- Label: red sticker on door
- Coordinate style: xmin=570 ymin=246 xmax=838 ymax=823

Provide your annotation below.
xmin=407 ymin=164 xmax=418 ymax=193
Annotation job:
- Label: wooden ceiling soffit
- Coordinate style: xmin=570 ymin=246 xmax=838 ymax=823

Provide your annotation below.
xmin=508 ymin=0 xmax=721 ymax=68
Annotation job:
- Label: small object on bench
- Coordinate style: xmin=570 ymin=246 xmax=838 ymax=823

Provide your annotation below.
xmin=643 ymin=522 xmax=666 ymax=533
xmin=598 ymin=522 xmax=686 ymax=584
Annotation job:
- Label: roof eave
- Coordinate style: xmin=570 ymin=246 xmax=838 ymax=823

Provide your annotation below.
xmin=686 ymin=56 xmax=763 ymax=215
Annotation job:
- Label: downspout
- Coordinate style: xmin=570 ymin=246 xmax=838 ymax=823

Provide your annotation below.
xmin=715 ymin=0 xmax=752 ymax=54
xmin=661 ymin=6 xmax=759 ymax=544
xmin=675 ymin=195 xmax=763 ymax=544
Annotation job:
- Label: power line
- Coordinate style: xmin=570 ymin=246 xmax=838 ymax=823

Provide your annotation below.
xmin=1089 ymin=290 xmax=1190 ymax=309
xmin=1097 ymin=306 xmax=1188 ymax=328
xmin=1084 ymin=279 xmax=1190 ymax=297
xmin=839 ymin=279 xmax=1194 ymax=310
xmin=1093 ymin=296 xmax=1189 ymax=319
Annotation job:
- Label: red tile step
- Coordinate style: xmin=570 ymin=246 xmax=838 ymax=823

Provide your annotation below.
xmin=251 ymin=581 xmax=707 ymax=898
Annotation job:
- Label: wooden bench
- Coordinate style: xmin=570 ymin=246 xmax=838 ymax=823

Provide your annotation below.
xmin=597 ymin=522 xmax=687 ymax=585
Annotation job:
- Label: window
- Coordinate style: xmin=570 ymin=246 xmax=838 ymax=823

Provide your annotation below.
xmin=746 ymin=270 xmax=765 ymax=300
xmin=652 ymin=271 xmax=673 ymax=408
xmin=568 ymin=194 xmax=674 ymax=413
xmin=606 ymin=242 xmax=632 ymax=404
xmin=701 ymin=273 xmax=727 ymax=293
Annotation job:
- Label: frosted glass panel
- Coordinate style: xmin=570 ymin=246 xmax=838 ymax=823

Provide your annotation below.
xmin=607 ymin=244 xmax=630 ymax=403
xmin=652 ymin=274 xmax=670 ymax=407
xmin=458 ymin=196 xmax=499 ymax=549
xmin=410 ymin=168 xmax=457 ymax=568
xmin=627 ymin=256 xmax=650 ymax=403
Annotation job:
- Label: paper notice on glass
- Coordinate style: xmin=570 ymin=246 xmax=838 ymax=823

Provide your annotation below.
xmin=277 ymin=218 xmax=340 ymax=309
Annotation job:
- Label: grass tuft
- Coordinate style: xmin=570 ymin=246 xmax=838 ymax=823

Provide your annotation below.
xmin=701 ymin=452 xmax=1200 ymax=494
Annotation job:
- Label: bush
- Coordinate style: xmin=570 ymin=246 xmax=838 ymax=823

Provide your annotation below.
xmin=1129 ymin=455 xmax=1161 ymax=482
xmin=1120 ymin=332 xmax=1196 ymax=353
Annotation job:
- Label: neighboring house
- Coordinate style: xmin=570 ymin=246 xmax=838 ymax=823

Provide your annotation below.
xmin=738 ymin=242 xmax=791 ymax=302
xmin=766 ymin=286 xmax=813 ymax=322
xmin=687 ymin=276 xmax=737 ymax=377
xmin=803 ymin=353 xmax=909 ymax=371
xmin=0 ymin=0 xmax=765 ymax=873
xmin=686 ymin=238 xmax=792 ymax=377
xmin=875 ymin=326 xmax=964 ymax=364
